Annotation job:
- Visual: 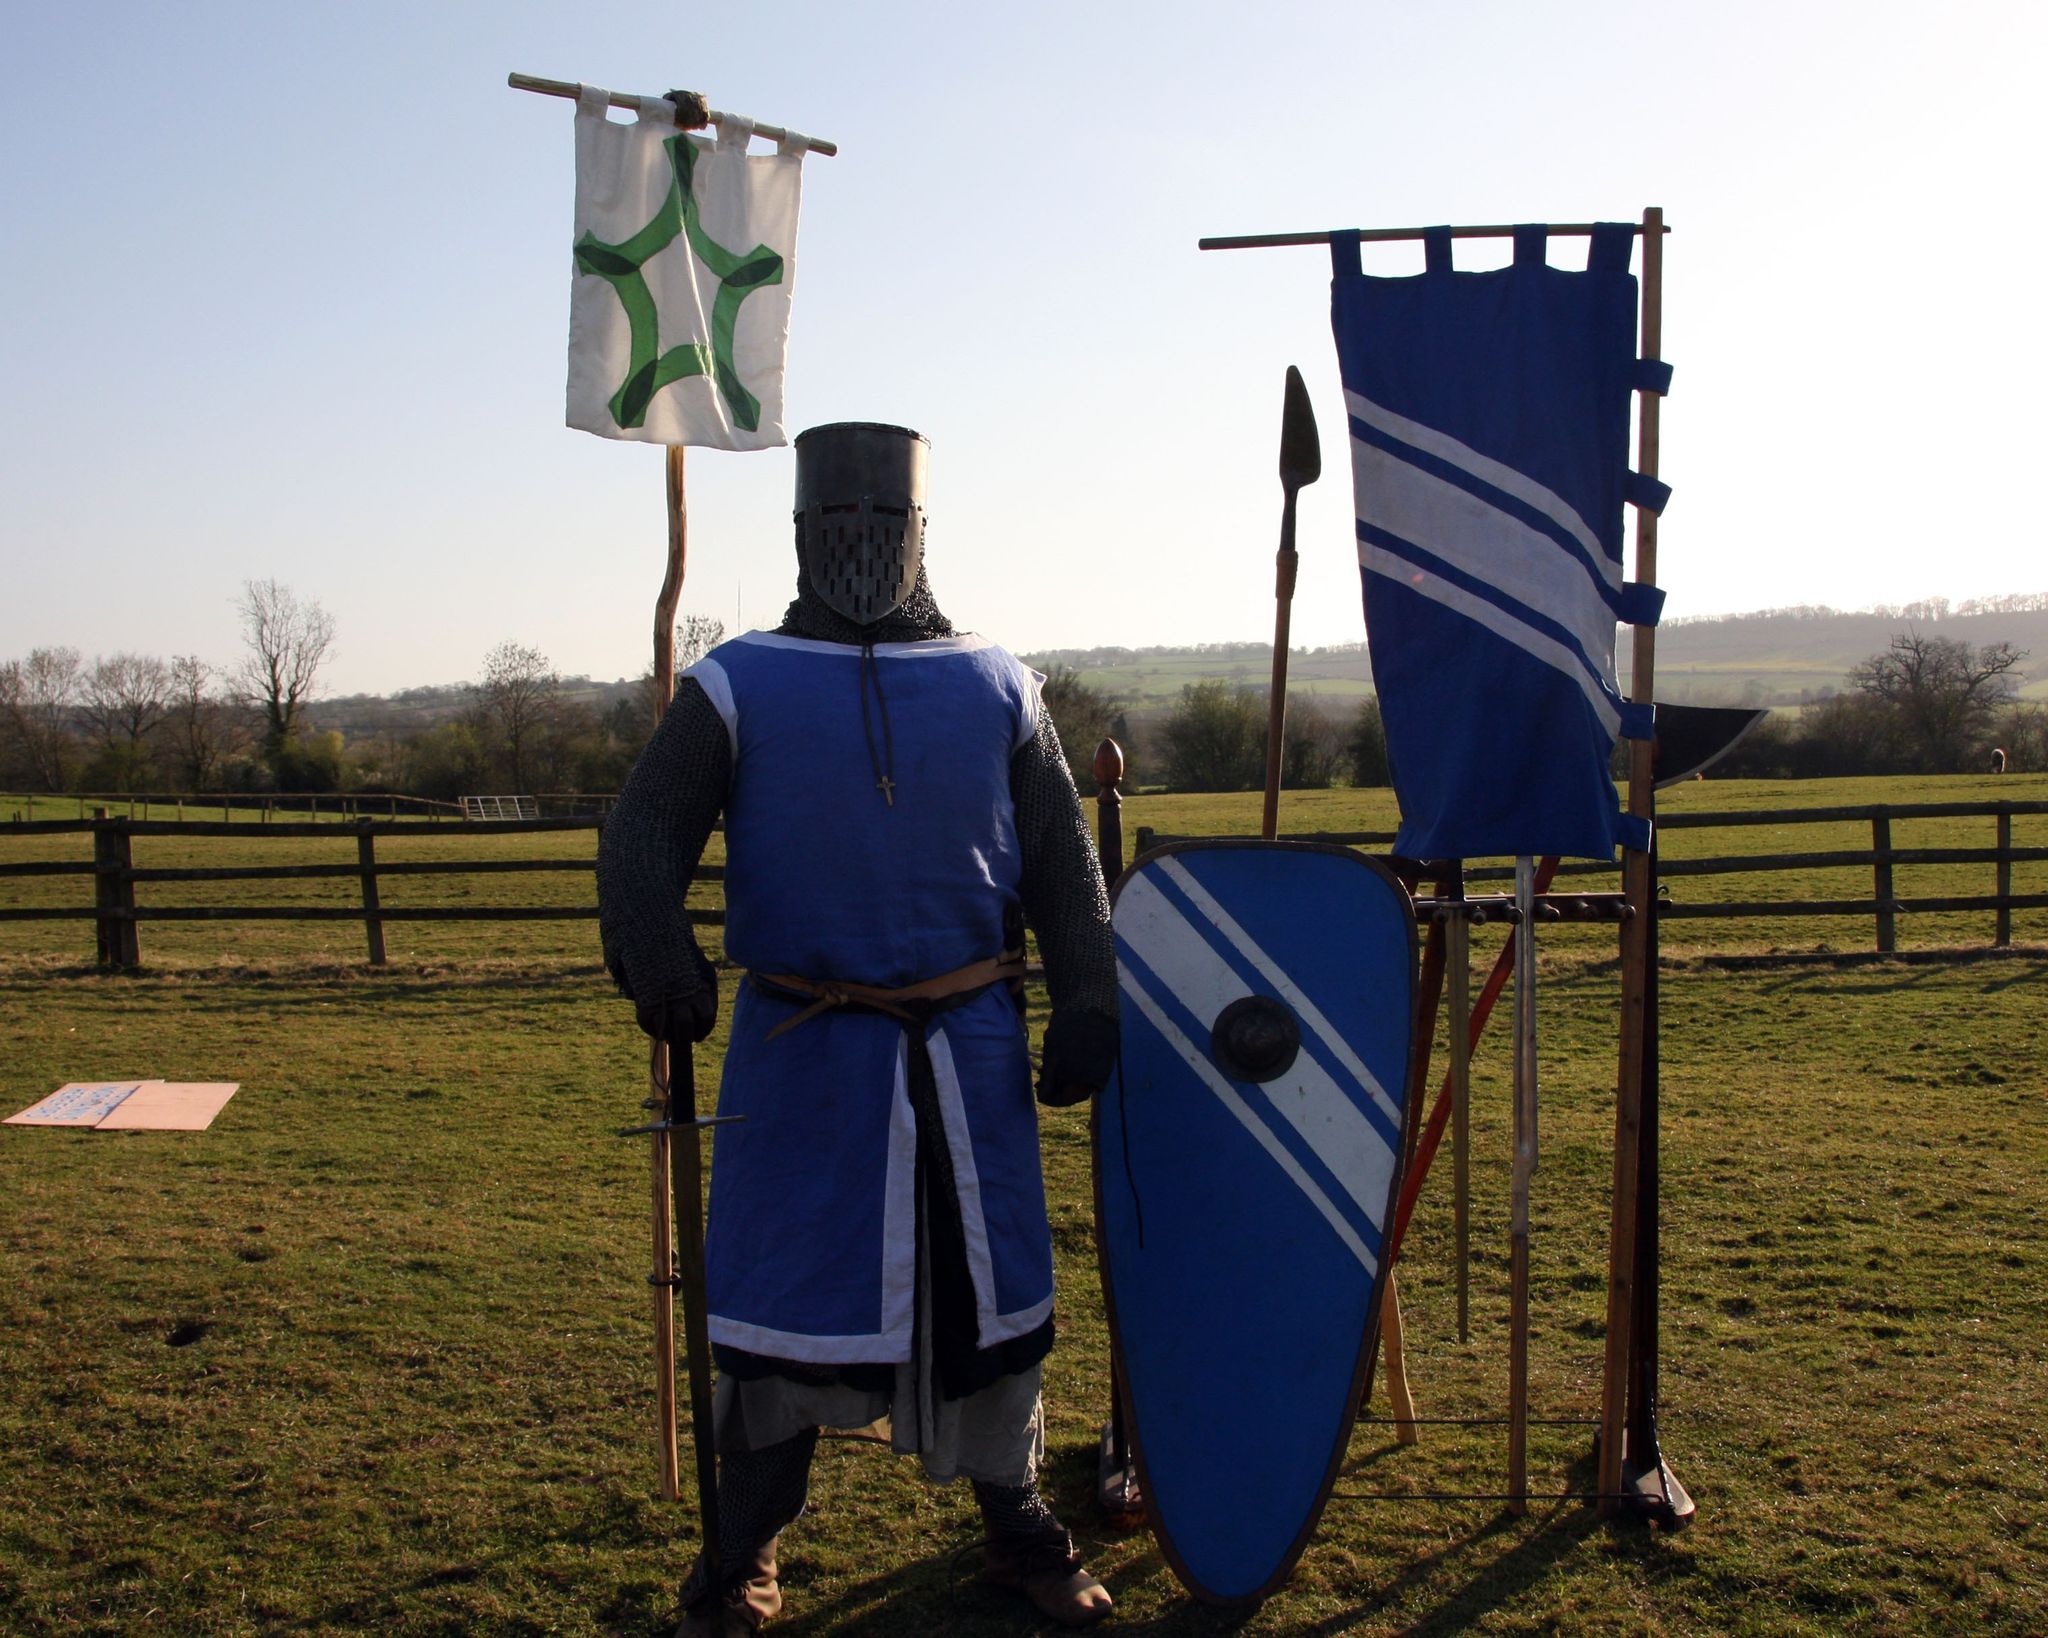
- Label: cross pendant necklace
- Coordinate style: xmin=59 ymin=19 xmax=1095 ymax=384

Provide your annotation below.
xmin=876 ymin=775 xmax=896 ymax=806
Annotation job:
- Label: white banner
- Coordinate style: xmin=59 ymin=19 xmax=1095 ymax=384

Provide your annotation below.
xmin=566 ymin=87 xmax=807 ymax=450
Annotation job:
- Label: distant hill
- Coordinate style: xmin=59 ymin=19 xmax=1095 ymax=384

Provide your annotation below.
xmin=304 ymin=675 xmax=642 ymax=741
xmin=1027 ymin=597 xmax=2048 ymax=710
xmin=1626 ymin=601 xmax=2048 ymax=705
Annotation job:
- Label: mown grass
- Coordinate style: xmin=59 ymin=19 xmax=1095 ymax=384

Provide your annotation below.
xmin=2 ymin=776 xmax=2046 ymax=1634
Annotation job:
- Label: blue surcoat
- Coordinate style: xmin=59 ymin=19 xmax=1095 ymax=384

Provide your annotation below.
xmin=685 ymin=632 xmax=1053 ymax=1364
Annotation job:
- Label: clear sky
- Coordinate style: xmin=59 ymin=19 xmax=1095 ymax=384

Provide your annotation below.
xmin=3 ymin=1 xmax=2042 ymax=695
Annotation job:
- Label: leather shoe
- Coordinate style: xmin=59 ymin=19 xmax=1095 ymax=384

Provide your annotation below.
xmin=982 ymin=1528 xmax=1113 ymax=1627
xmin=675 ymin=1537 xmax=781 ymax=1636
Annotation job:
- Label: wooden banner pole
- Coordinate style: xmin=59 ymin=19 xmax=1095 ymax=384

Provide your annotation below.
xmin=1198 ymin=221 xmax=1669 ymax=252
xmin=507 ymin=72 xmax=840 ymax=155
xmin=1508 ymin=856 xmax=1538 ymax=1514
xmin=1598 ymin=205 xmax=1666 ymax=1515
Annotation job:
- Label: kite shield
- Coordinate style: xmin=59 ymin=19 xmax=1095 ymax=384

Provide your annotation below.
xmin=1096 ymin=841 xmax=1415 ymax=1605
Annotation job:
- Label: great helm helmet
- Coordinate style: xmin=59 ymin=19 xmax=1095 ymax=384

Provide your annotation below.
xmin=793 ymin=422 xmax=929 ymax=625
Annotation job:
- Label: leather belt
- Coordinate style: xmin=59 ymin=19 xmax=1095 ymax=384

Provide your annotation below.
xmin=754 ymin=951 xmax=1028 ymax=1041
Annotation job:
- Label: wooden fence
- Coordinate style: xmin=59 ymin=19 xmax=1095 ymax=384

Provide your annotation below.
xmin=0 ymin=813 xmax=713 ymax=967
xmin=1 ymin=791 xmax=621 ymax=823
xmin=1139 ymin=799 xmax=2048 ymax=955
xmin=2 ymin=798 xmax=2044 ymax=968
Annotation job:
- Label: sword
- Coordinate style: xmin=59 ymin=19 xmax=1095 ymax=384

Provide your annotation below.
xmin=620 ymin=1039 xmax=741 ymax=1578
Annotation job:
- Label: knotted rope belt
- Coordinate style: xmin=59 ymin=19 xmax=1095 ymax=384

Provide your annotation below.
xmin=753 ymin=951 xmax=1028 ymax=1041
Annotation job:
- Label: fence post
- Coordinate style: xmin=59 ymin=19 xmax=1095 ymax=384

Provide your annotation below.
xmin=92 ymin=811 xmax=140 ymax=969
xmin=357 ymin=821 xmax=387 ymax=966
xmin=1995 ymin=804 xmax=2013 ymax=948
xmin=1093 ymin=738 xmax=1125 ymax=884
xmin=1871 ymin=811 xmax=1895 ymax=954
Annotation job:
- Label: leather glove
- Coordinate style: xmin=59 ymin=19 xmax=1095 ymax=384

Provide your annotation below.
xmin=1037 ymin=1008 xmax=1119 ymax=1108
xmin=633 ymin=947 xmax=720 ymax=1045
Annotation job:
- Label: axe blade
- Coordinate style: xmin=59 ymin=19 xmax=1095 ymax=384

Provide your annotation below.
xmin=1650 ymin=703 xmax=1769 ymax=789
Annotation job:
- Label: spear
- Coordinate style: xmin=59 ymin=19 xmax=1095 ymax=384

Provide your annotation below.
xmin=1261 ymin=366 xmax=1322 ymax=841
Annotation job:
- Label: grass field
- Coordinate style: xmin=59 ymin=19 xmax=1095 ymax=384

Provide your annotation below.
xmin=3 ymin=776 xmax=2046 ymax=1634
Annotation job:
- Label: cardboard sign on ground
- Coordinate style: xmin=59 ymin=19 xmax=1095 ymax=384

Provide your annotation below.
xmin=94 ymin=1082 xmax=241 ymax=1131
xmin=5 ymin=1082 xmax=145 ymax=1126
xmin=6 ymin=1081 xmax=241 ymax=1131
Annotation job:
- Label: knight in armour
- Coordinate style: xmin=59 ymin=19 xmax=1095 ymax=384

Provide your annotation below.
xmin=597 ymin=423 xmax=1119 ymax=1634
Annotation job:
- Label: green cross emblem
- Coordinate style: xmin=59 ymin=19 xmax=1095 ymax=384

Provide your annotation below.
xmin=574 ymin=136 xmax=785 ymax=432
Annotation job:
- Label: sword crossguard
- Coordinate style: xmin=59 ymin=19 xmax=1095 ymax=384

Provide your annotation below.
xmin=615 ymin=1113 xmax=746 ymax=1139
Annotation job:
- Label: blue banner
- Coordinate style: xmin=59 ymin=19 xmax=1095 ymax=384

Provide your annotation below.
xmin=1331 ymin=223 xmax=1662 ymax=860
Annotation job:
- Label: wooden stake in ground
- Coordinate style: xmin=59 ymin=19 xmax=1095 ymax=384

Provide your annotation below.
xmin=1508 ymin=855 xmax=1538 ymax=1514
xmin=647 ymin=445 xmax=690 ymax=1508
xmin=1599 ymin=206 xmax=1666 ymax=1515
xmin=1446 ymin=870 xmax=1473 ymax=1345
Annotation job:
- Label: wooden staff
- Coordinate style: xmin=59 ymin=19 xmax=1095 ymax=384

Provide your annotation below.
xmin=1373 ymin=881 xmax=1448 ymax=1443
xmin=1092 ymin=738 xmax=1145 ymax=1527
xmin=645 ymin=445 xmax=688 ymax=1505
xmin=1446 ymin=865 xmax=1473 ymax=1345
xmin=1508 ymin=856 xmax=1538 ymax=1514
xmin=1598 ymin=206 xmax=1666 ymax=1515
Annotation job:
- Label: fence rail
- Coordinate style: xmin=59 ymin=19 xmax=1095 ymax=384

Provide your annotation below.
xmin=3 ymin=798 xmax=2044 ymax=968
xmin=1136 ymin=799 xmax=2048 ymax=955
xmin=2 ymin=790 xmax=621 ymax=823
xmin=0 ymin=812 xmax=719 ymax=967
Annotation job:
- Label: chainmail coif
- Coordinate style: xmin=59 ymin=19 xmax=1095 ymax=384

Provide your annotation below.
xmin=596 ymin=562 xmax=1117 ymax=1092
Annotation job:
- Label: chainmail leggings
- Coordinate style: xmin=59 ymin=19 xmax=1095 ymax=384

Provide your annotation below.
xmin=706 ymin=1429 xmax=1062 ymax=1576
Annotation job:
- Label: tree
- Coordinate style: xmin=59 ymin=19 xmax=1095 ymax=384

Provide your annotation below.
xmin=163 ymin=656 xmax=248 ymax=790
xmin=1847 ymin=632 xmax=2026 ymax=772
xmin=1038 ymin=664 xmax=1123 ymax=789
xmin=236 ymin=579 xmax=336 ymax=762
xmin=1280 ymin=697 xmax=1347 ymax=789
xmin=79 ymin=653 xmax=171 ymax=784
xmin=399 ymin=722 xmax=492 ymax=804
xmin=470 ymin=641 xmax=560 ymax=791
xmin=1156 ymin=680 xmax=1264 ymax=792
xmin=0 ymin=646 xmax=83 ymax=791
xmin=677 ymin=614 xmax=725 ymax=671
xmin=1347 ymin=696 xmax=1391 ymax=787
xmin=1994 ymin=701 xmax=2048 ymax=775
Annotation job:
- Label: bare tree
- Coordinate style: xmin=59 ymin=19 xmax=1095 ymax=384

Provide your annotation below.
xmin=80 ymin=653 xmax=171 ymax=753
xmin=236 ymin=579 xmax=336 ymax=759
xmin=676 ymin=614 xmax=725 ymax=671
xmin=1848 ymin=632 xmax=2027 ymax=772
xmin=0 ymin=646 xmax=83 ymax=791
xmin=471 ymin=641 xmax=560 ymax=791
xmin=164 ymin=656 xmax=248 ymax=790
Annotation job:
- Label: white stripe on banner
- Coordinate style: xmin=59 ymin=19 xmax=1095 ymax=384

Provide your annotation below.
xmin=1119 ymin=873 xmax=1394 ymax=1231
xmin=1361 ymin=550 xmax=1623 ymax=738
xmin=1154 ymin=857 xmax=1404 ymax=1132
xmin=1119 ymin=969 xmax=1379 ymax=1276
xmin=1344 ymin=389 xmax=1619 ymax=592
xmin=1349 ymin=438 xmax=1617 ymax=673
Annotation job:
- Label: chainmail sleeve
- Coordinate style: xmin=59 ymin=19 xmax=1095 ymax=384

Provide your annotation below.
xmin=1012 ymin=711 xmax=1119 ymax=1102
xmin=596 ymin=677 xmax=732 ymax=1025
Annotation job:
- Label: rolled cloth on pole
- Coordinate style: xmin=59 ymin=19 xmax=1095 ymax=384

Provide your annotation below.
xmin=566 ymin=85 xmax=807 ymax=449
